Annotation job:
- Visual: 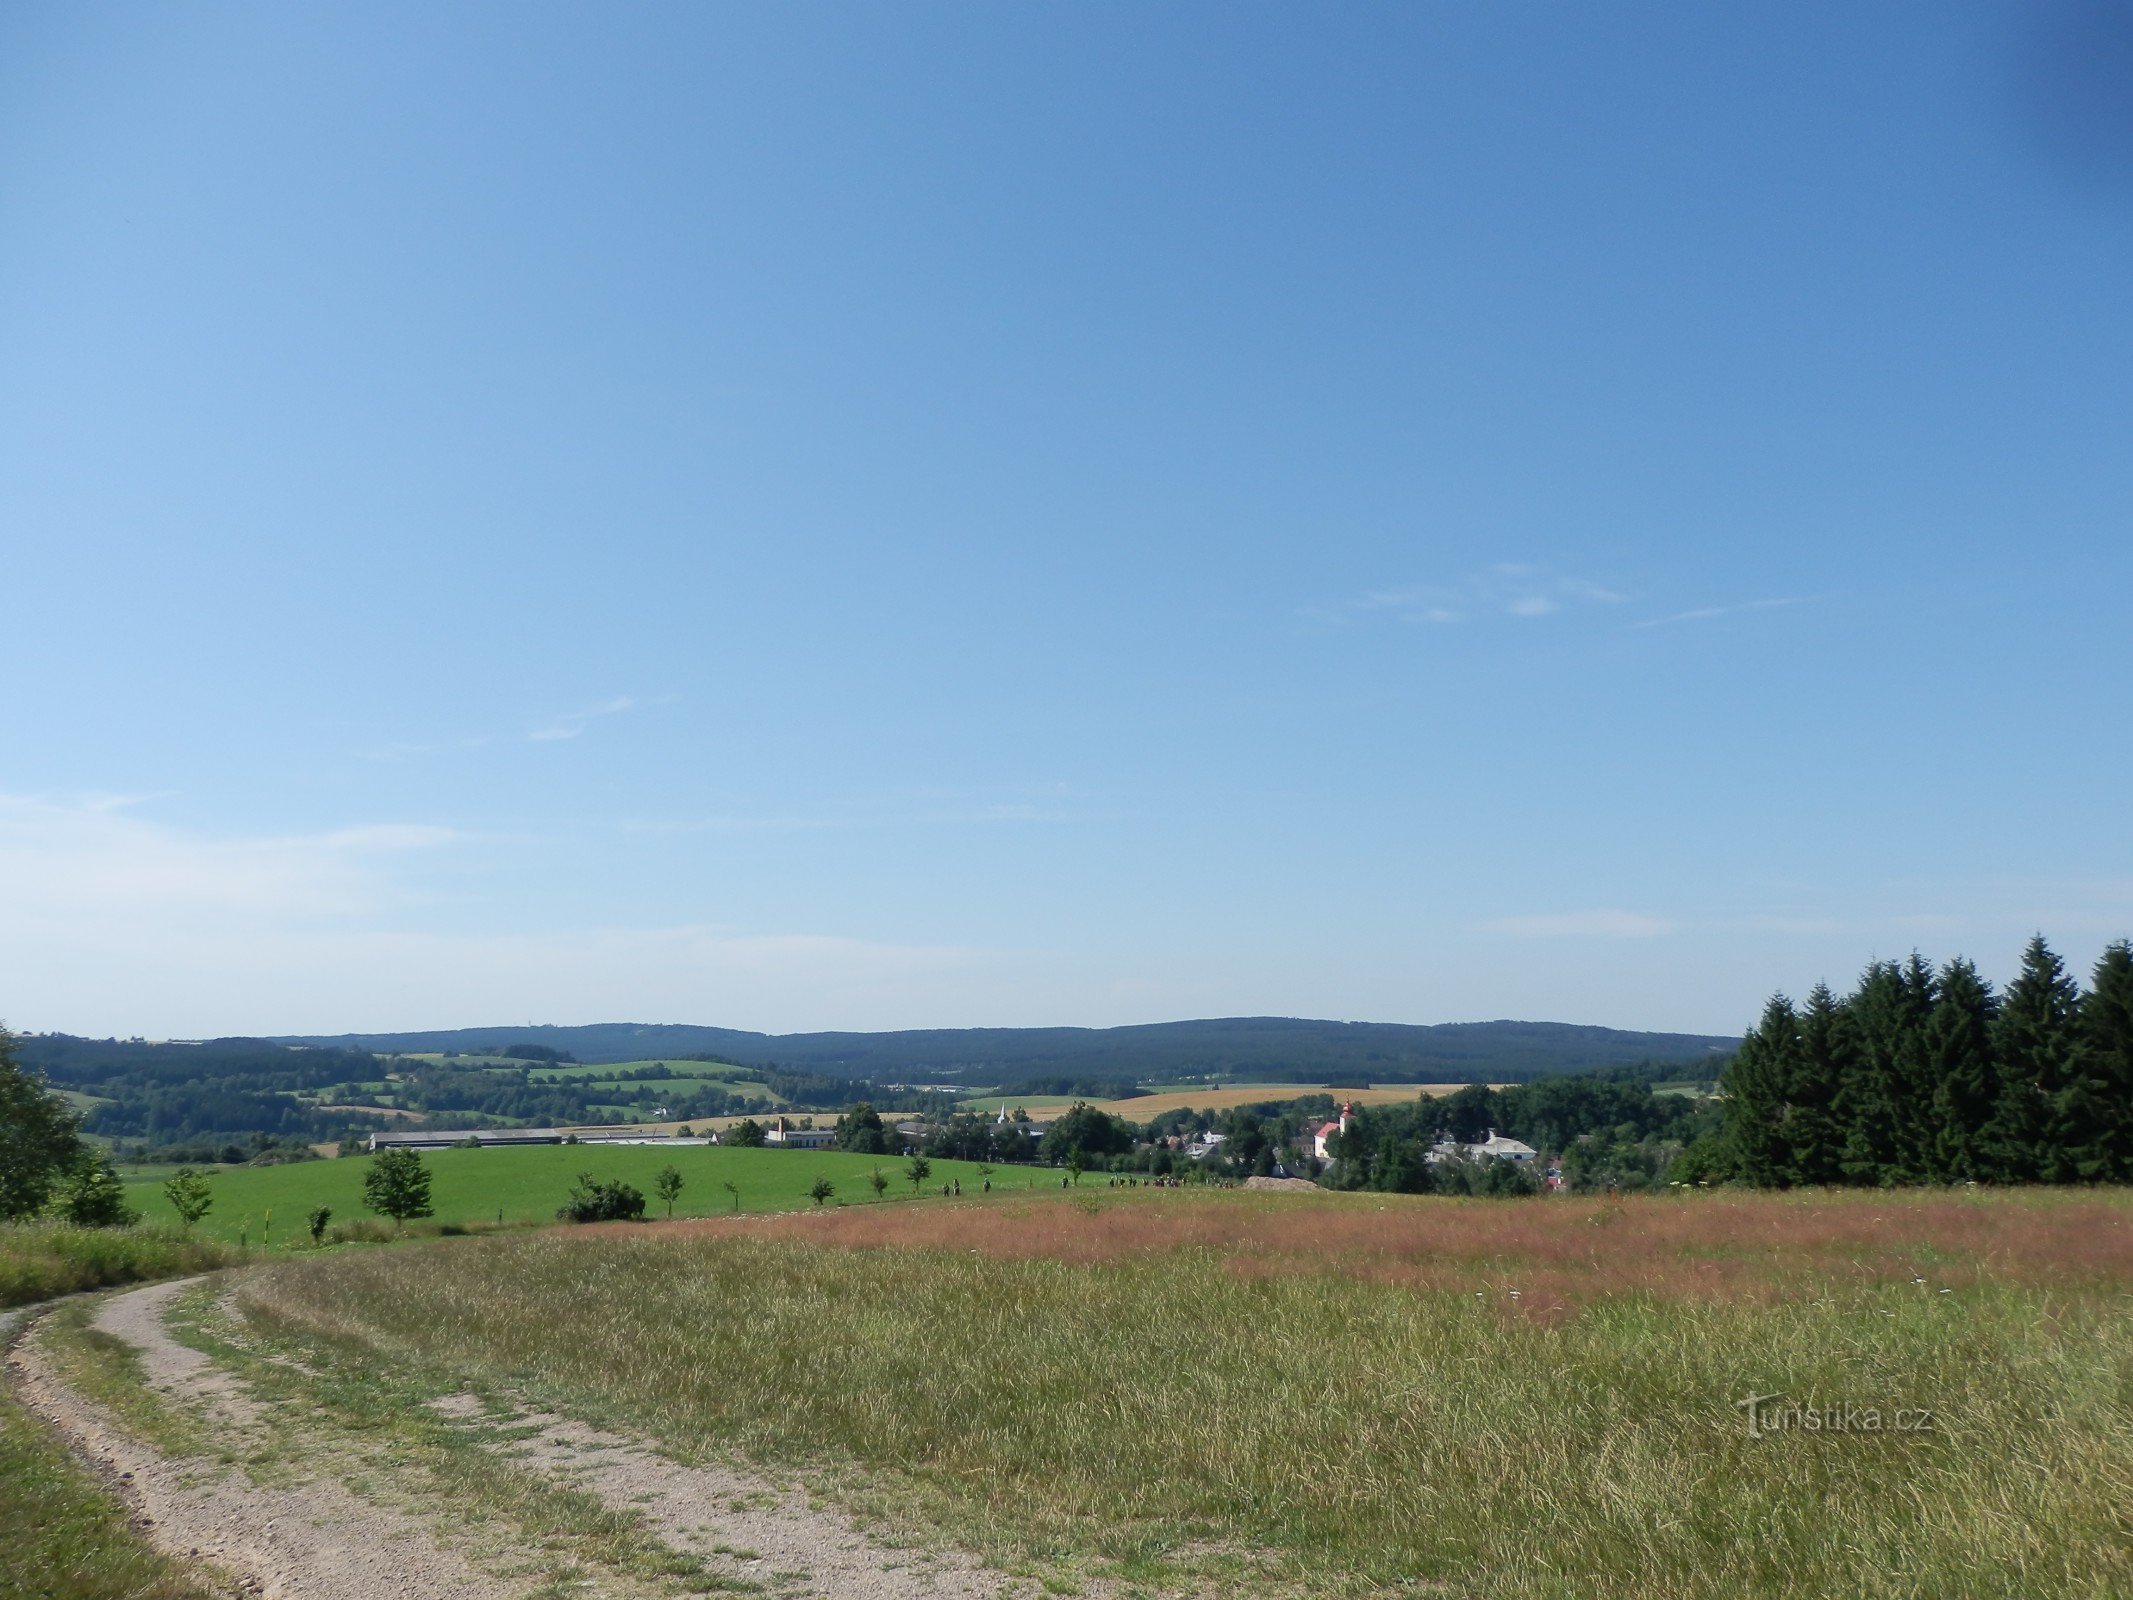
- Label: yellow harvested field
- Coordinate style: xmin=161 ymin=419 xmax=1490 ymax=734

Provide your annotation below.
xmin=1084 ymin=1083 xmax=1472 ymax=1119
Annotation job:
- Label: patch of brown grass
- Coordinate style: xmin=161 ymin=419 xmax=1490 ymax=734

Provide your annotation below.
xmin=671 ymin=1186 xmax=2133 ymax=1313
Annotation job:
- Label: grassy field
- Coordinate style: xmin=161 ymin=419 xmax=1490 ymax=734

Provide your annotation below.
xmin=236 ymin=1186 xmax=2133 ymax=1600
xmin=119 ymin=1144 xmax=1027 ymax=1246
xmin=955 ymin=1093 xmax=1083 ymax=1112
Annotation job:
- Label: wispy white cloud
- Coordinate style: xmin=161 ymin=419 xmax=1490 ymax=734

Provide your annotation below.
xmin=0 ymin=792 xmax=462 ymax=923
xmin=1631 ymin=597 xmax=1808 ymax=630
xmin=1324 ymin=563 xmax=1628 ymax=627
xmin=0 ymin=790 xmax=1011 ymax=1036
xmin=530 ymin=695 xmax=641 ymax=742
xmin=1482 ymin=910 xmax=1677 ymax=939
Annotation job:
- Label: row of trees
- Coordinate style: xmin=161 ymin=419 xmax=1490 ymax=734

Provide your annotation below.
xmin=1723 ymin=937 xmax=2133 ymax=1187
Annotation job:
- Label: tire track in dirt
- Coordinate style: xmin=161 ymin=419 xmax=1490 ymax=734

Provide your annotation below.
xmin=427 ymin=1392 xmax=1032 ymax=1600
xmin=8 ymin=1278 xmax=529 ymax=1600
xmin=10 ymin=1277 xmax=1072 ymax=1600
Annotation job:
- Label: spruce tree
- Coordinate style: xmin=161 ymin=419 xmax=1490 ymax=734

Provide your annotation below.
xmin=2078 ymin=942 xmax=2133 ymax=1183
xmin=1925 ymin=958 xmax=1999 ymax=1182
xmin=1987 ymin=935 xmax=2080 ymax=1182
xmin=1722 ymin=995 xmax=1803 ymax=1186
xmin=2047 ymin=941 xmax=2133 ymax=1183
xmin=1836 ymin=962 xmax=1914 ymax=1185
xmin=1785 ymin=983 xmax=1849 ymax=1185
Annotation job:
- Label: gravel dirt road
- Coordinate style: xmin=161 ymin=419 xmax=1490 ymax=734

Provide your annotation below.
xmin=6 ymin=1276 xmax=1053 ymax=1600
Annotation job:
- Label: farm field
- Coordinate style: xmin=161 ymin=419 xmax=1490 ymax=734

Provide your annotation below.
xmin=119 ymin=1144 xmax=1016 ymax=1246
xmin=960 ymin=1083 xmax=1462 ymax=1120
xmin=1091 ymin=1082 xmax=1462 ymax=1118
xmin=230 ymin=1186 xmax=2133 ymax=1599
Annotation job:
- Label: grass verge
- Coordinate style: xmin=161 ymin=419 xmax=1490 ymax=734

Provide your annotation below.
xmin=0 ymin=1376 xmax=210 ymax=1600
xmin=0 ymin=1223 xmax=228 ymax=1310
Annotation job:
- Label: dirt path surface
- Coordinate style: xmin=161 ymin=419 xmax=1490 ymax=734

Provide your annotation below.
xmin=8 ymin=1277 xmax=1053 ymax=1600
xmin=8 ymin=1279 xmax=526 ymax=1600
xmin=430 ymin=1393 xmax=1018 ymax=1600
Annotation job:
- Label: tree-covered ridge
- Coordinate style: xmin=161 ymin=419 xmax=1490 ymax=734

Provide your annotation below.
xmin=278 ymin=1016 xmax=1735 ymax=1082
xmin=1722 ymin=937 xmax=2133 ymax=1186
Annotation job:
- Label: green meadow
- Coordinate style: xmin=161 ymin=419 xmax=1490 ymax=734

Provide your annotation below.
xmin=119 ymin=1144 xmax=1022 ymax=1246
xmin=239 ymin=1188 xmax=2133 ymax=1600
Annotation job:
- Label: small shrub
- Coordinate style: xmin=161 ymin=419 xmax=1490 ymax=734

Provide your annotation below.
xmin=326 ymin=1217 xmax=395 ymax=1245
xmin=556 ymin=1174 xmax=646 ymax=1224
xmin=59 ymin=1160 xmax=139 ymax=1228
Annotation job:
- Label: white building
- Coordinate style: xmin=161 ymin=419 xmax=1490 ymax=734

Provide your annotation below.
xmin=763 ymin=1117 xmax=837 ymax=1150
xmin=1429 ymin=1129 xmax=1538 ymax=1164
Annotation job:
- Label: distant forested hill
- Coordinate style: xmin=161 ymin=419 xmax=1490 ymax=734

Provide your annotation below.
xmin=278 ymin=1017 xmax=1735 ymax=1083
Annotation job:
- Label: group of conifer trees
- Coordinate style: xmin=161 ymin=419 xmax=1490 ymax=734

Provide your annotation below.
xmin=1722 ymin=936 xmax=2133 ymax=1186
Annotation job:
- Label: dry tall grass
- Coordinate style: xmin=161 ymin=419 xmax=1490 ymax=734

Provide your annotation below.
xmin=0 ymin=1222 xmax=229 ymax=1309
xmin=239 ymin=1188 xmax=2133 ymax=1599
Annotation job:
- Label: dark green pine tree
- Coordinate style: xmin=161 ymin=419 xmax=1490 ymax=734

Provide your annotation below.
xmin=1888 ymin=952 xmax=1943 ymax=1179
xmin=1836 ymin=961 xmax=1930 ymax=1185
xmin=1722 ymin=995 xmax=1805 ymax=1187
xmin=1987 ymin=935 xmax=2081 ymax=1183
xmin=1784 ymin=983 xmax=1850 ymax=1185
xmin=1925 ymin=958 xmax=2000 ymax=1182
xmin=2076 ymin=942 xmax=2133 ymax=1183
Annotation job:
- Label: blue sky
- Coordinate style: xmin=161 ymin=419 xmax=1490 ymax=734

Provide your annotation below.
xmin=3 ymin=2 xmax=2129 ymax=1038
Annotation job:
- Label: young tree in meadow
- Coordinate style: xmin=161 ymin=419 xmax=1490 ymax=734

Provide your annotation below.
xmin=869 ymin=1167 xmax=889 ymax=1200
xmin=1987 ymin=936 xmax=2080 ymax=1182
xmin=164 ymin=1168 xmax=213 ymax=1234
xmin=904 ymin=1154 xmax=931 ymax=1192
xmin=808 ymin=1176 xmax=836 ymax=1207
xmin=722 ymin=1179 xmax=740 ymax=1212
xmin=362 ymin=1146 xmax=434 ymax=1232
xmin=2078 ymin=942 xmax=2133 ymax=1183
xmin=1925 ymin=959 xmax=2000 ymax=1182
xmin=653 ymin=1164 xmax=685 ymax=1219
xmin=307 ymin=1206 xmax=333 ymax=1245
